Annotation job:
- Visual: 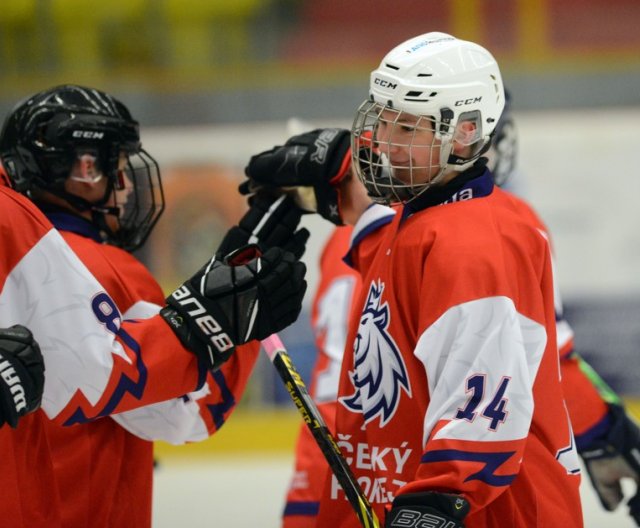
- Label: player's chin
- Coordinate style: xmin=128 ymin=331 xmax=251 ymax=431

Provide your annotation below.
xmin=393 ymin=167 xmax=430 ymax=187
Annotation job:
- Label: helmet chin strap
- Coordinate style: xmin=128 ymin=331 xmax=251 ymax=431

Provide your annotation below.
xmin=446 ymin=137 xmax=492 ymax=173
xmin=89 ymin=206 xmax=120 ymax=243
xmin=403 ymin=137 xmax=491 ymax=204
xmin=40 ymin=178 xmax=120 ymax=242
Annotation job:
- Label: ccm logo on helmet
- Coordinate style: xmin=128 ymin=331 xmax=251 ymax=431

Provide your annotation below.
xmin=455 ymin=97 xmax=482 ymax=106
xmin=0 ymin=353 xmax=27 ymax=413
xmin=170 ymin=286 xmax=234 ymax=354
xmin=373 ymin=78 xmax=398 ymax=89
xmin=72 ymin=130 xmax=105 ymax=139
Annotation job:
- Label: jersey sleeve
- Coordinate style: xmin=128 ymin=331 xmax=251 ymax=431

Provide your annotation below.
xmin=538 ymin=225 xmax=611 ymax=448
xmin=0 ymin=190 xmax=202 ymax=424
xmin=54 ymin=227 xmax=261 ymax=441
xmin=506 ymin=192 xmax=612 ymax=451
xmin=405 ymin=296 xmax=545 ymax=510
xmin=396 ymin=222 xmax=578 ymax=514
xmin=112 ymin=342 xmax=260 ymax=444
xmin=561 ymin=352 xmax=613 ymax=447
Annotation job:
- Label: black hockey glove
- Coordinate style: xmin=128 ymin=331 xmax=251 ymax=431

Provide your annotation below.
xmin=161 ymin=246 xmax=307 ymax=372
xmin=385 ymin=492 xmax=470 ymax=528
xmin=241 ymin=128 xmax=352 ymax=225
xmin=579 ymin=403 xmax=640 ymax=525
xmin=217 ymin=191 xmax=309 ymax=260
xmin=0 ymin=325 xmax=45 ymax=428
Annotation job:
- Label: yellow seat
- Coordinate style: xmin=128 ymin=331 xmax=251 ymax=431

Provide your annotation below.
xmin=161 ymin=0 xmax=266 ymax=69
xmin=49 ymin=0 xmax=150 ymax=73
xmin=0 ymin=0 xmax=39 ymax=72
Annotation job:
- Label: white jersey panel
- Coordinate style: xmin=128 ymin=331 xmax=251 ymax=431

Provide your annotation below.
xmin=415 ymin=296 xmax=547 ymax=446
xmin=0 ymin=229 xmax=115 ymax=419
xmin=123 ymin=299 xmax=162 ymax=320
xmin=350 ymin=203 xmax=395 ymax=247
xmin=112 ymin=385 xmax=210 ymax=444
xmin=116 ymin=299 xmax=210 ymax=443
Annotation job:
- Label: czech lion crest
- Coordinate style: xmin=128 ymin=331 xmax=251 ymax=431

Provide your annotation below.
xmin=339 ymin=279 xmax=411 ymax=427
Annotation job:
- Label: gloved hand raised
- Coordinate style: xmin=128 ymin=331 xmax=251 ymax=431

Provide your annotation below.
xmin=161 ymin=246 xmax=306 ymax=372
xmin=242 ymin=128 xmax=352 ymax=225
xmin=0 ymin=325 xmax=45 ymax=428
xmin=580 ymin=404 xmax=640 ymax=525
xmin=217 ymin=191 xmax=309 ymax=261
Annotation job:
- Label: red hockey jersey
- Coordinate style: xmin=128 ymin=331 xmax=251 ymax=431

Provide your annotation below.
xmin=41 ymin=212 xmax=259 ymax=527
xmin=285 ymin=186 xmax=610 ymax=527
xmin=293 ymin=172 xmax=583 ymax=527
xmin=0 ymin=184 xmax=248 ymax=526
xmin=493 ymin=191 xmax=609 ymax=442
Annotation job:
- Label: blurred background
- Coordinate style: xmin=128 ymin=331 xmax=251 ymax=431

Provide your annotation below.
xmin=3 ymin=0 xmax=639 ymax=427
xmin=2 ymin=1 xmax=639 ymax=524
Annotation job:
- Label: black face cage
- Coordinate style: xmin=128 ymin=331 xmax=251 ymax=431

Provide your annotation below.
xmin=107 ymin=148 xmax=165 ymax=252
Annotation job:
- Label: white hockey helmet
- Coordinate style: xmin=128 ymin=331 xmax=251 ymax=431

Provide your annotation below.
xmin=351 ymin=32 xmax=505 ymax=204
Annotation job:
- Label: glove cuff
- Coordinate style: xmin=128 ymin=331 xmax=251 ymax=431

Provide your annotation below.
xmin=314 ymin=182 xmax=344 ymax=225
xmin=386 ymin=492 xmax=469 ymax=528
xmin=316 ymin=137 xmax=350 ymax=225
xmin=160 ymin=300 xmax=235 ymax=372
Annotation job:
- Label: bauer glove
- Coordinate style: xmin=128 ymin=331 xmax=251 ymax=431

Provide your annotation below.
xmin=241 ymin=128 xmax=352 ymax=225
xmin=217 ymin=191 xmax=309 ymax=261
xmin=385 ymin=492 xmax=469 ymax=528
xmin=0 ymin=325 xmax=45 ymax=428
xmin=580 ymin=403 xmax=640 ymax=525
xmin=161 ymin=246 xmax=306 ymax=372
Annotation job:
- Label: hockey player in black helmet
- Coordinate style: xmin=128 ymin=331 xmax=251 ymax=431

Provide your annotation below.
xmin=0 ymin=84 xmax=164 ymax=252
xmin=0 ymin=84 xmax=308 ymax=525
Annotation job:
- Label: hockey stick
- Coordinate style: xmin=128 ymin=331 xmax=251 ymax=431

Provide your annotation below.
xmin=261 ymin=334 xmax=381 ymax=528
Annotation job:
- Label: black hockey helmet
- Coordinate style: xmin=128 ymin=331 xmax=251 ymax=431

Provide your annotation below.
xmin=0 ymin=84 xmax=165 ymax=251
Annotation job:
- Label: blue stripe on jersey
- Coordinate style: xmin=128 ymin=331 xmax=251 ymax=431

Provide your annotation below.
xmin=205 ymin=370 xmax=236 ymax=430
xmin=421 ymin=449 xmax=517 ymax=487
xmin=63 ymin=323 xmax=148 ymax=425
xmin=574 ymin=411 xmax=612 ymax=452
xmin=283 ymin=501 xmax=320 ymax=516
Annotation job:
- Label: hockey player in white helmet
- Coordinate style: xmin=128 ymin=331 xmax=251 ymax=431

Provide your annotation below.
xmin=242 ymin=32 xmax=583 ymax=527
xmin=351 ymin=32 xmax=504 ymax=203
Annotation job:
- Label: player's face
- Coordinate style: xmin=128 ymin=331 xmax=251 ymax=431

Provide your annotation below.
xmin=102 ymin=153 xmax=133 ymax=229
xmin=65 ymin=151 xmax=129 ymax=232
xmin=375 ymin=109 xmax=442 ymax=185
xmin=111 ymin=153 xmax=134 ymax=207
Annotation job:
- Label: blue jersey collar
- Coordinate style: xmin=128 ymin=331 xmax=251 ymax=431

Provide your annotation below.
xmin=43 ymin=209 xmax=104 ymax=244
xmin=403 ymin=162 xmax=494 ymax=220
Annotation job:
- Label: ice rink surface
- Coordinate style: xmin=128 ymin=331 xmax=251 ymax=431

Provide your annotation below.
xmin=152 ymin=453 xmax=636 ymax=528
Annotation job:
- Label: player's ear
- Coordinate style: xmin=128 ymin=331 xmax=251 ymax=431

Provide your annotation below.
xmin=69 ymin=154 xmax=103 ymax=185
xmin=65 ymin=154 xmax=106 ymax=195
